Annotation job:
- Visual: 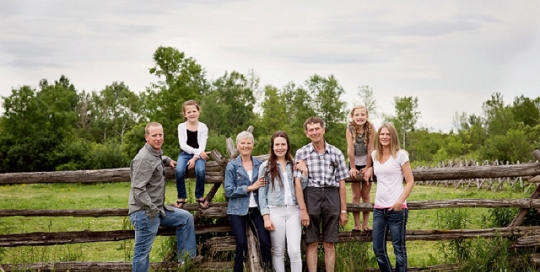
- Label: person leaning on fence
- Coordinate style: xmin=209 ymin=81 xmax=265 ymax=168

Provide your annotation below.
xmin=224 ymin=131 xmax=272 ymax=272
xmin=346 ymin=105 xmax=376 ymax=232
xmin=294 ymin=116 xmax=349 ymax=272
xmin=128 ymin=122 xmax=200 ymax=272
xmin=363 ymin=122 xmax=414 ymax=272
xmin=258 ymin=131 xmax=302 ymax=272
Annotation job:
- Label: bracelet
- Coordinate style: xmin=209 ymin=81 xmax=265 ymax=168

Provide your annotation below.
xmin=340 ymin=210 xmax=347 ymax=213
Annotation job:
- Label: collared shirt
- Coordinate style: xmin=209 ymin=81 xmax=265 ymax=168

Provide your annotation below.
xmin=128 ymin=143 xmax=173 ymax=218
xmin=294 ymin=141 xmax=349 ymax=187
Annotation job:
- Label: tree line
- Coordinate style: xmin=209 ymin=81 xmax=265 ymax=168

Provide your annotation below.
xmin=0 ymin=46 xmax=539 ymax=173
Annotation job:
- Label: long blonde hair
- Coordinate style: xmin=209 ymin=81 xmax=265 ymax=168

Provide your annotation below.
xmin=348 ymin=105 xmax=373 ymax=150
xmin=374 ymin=122 xmax=402 ymax=161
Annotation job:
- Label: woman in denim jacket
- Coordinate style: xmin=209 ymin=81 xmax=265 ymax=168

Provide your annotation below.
xmin=258 ymin=131 xmax=303 ymax=272
xmin=225 ymin=131 xmax=272 ymax=272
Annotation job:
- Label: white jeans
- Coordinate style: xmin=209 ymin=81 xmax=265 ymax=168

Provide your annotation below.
xmin=268 ymin=205 xmax=302 ymax=272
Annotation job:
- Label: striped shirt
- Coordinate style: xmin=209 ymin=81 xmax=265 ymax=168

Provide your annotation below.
xmin=294 ymin=142 xmax=349 ymax=187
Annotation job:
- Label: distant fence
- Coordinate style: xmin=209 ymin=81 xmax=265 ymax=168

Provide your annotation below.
xmin=417 ymin=158 xmax=540 ymax=191
xmin=1 ymin=146 xmax=539 ymax=271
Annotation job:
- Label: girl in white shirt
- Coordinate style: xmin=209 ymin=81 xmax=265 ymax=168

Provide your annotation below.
xmin=174 ymin=100 xmax=209 ymax=209
xmin=365 ymin=122 xmax=414 ymax=272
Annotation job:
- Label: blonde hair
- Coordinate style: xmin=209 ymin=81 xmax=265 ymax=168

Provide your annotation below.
xmin=182 ymin=100 xmax=201 ymax=121
xmin=145 ymin=122 xmax=162 ymax=135
xmin=374 ymin=122 xmax=402 ymax=161
xmin=348 ymin=105 xmax=373 ymax=150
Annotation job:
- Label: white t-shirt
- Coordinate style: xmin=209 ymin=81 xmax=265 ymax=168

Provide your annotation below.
xmin=247 ymin=171 xmax=258 ymax=208
xmin=371 ymin=149 xmax=409 ymax=208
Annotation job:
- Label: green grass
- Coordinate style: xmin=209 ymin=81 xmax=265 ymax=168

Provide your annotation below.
xmin=0 ymin=180 xmax=534 ymax=269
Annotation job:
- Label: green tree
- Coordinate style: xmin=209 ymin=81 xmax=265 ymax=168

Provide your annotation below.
xmin=203 ymin=71 xmax=257 ymax=137
xmin=0 ymin=76 xmax=79 ymax=172
xmin=281 ymin=82 xmax=316 ymax=153
xmin=512 ymin=95 xmax=540 ymax=127
xmin=479 ymin=127 xmax=531 ymax=162
xmin=145 ymin=46 xmax=209 ymax=156
xmin=90 ymin=82 xmax=143 ymax=143
xmin=356 ymin=85 xmax=379 ymax=118
xmin=305 ymin=74 xmax=348 ymax=150
xmin=385 ymin=96 xmax=421 ymax=148
xmin=482 ymin=93 xmax=514 ymax=136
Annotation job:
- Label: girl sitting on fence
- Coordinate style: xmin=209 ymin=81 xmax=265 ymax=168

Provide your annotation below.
xmin=174 ymin=100 xmax=209 ymax=209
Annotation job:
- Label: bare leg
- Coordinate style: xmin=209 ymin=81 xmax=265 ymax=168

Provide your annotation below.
xmin=323 ymin=242 xmax=335 ymax=272
xmin=306 ymin=242 xmax=318 ymax=272
xmin=361 ymin=180 xmax=372 ymax=231
xmin=351 ymin=182 xmax=361 ymax=230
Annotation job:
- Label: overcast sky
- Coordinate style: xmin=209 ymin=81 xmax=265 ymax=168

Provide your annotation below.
xmin=1 ymin=1 xmax=539 ymax=132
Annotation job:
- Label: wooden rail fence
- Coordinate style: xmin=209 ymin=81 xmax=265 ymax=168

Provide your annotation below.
xmin=0 ymin=146 xmax=539 ymax=271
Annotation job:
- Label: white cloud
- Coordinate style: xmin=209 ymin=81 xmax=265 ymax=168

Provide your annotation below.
xmin=1 ymin=0 xmax=539 ymax=132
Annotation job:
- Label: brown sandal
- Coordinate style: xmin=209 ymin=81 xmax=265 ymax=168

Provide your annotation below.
xmin=196 ymin=198 xmax=209 ymax=209
xmin=175 ymin=200 xmax=186 ymax=209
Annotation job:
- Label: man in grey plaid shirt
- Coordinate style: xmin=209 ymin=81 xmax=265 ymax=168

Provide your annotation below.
xmin=294 ymin=116 xmax=349 ymax=272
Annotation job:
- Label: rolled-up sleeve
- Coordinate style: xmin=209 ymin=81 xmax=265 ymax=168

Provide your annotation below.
xmin=258 ymin=165 xmax=269 ymax=215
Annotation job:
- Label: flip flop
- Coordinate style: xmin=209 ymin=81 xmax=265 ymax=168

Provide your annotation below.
xmin=363 ymin=226 xmax=372 ymax=232
xmin=196 ymin=198 xmax=209 ymax=209
xmin=352 ymin=228 xmax=362 ymax=233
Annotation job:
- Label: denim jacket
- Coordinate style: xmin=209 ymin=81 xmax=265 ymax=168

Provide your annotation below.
xmin=225 ymin=156 xmax=263 ymax=216
xmin=257 ymin=160 xmax=297 ymax=216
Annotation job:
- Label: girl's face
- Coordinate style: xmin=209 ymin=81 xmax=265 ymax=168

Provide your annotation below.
xmin=184 ymin=105 xmax=200 ymax=122
xmin=352 ymin=108 xmax=368 ymax=125
xmin=379 ymin=127 xmax=391 ymax=147
xmin=237 ymin=138 xmax=254 ymax=156
xmin=272 ymin=137 xmax=288 ymax=159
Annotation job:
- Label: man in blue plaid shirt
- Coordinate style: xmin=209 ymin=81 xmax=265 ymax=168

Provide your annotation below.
xmin=294 ymin=116 xmax=349 ymax=272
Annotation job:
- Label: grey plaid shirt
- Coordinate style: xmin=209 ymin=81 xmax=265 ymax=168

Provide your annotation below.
xmin=294 ymin=142 xmax=349 ymax=187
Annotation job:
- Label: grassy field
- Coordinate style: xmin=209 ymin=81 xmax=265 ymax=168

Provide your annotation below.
xmin=0 ymin=180 xmax=534 ymax=269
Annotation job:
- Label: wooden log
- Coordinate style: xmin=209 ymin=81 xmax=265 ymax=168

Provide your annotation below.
xmin=512 ymin=234 xmax=540 ymax=248
xmin=0 ymin=225 xmax=232 ymax=247
xmin=0 ymin=261 xmax=464 ymax=272
xmin=3 ymin=199 xmax=540 ymax=218
xmin=246 ymin=226 xmax=263 ymax=271
xmin=533 ymin=149 xmax=540 ymax=160
xmin=203 ymin=226 xmax=540 ymax=249
xmin=510 ymin=184 xmax=540 ymax=227
xmin=1 ymin=155 xmax=538 ymax=185
xmin=0 ymin=261 xmax=183 ymax=272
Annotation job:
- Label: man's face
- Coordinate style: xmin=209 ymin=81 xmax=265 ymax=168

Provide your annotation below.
xmin=145 ymin=125 xmax=164 ymax=150
xmin=305 ymin=122 xmax=325 ymax=143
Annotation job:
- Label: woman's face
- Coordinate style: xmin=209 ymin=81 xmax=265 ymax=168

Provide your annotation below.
xmin=237 ymin=137 xmax=254 ymax=156
xmin=379 ymin=127 xmax=391 ymax=147
xmin=272 ymin=136 xmax=288 ymax=159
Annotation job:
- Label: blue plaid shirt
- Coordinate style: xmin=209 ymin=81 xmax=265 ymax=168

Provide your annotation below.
xmin=294 ymin=142 xmax=349 ymax=187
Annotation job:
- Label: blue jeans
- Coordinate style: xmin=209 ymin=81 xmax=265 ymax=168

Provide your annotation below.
xmin=229 ymin=208 xmax=272 ymax=272
xmin=372 ymin=208 xmax=409 ymax=272
xmin=175 ymin=152 xmax=206 ymax=199
xmin=129 ymin=209 xmax=196 ymax=272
